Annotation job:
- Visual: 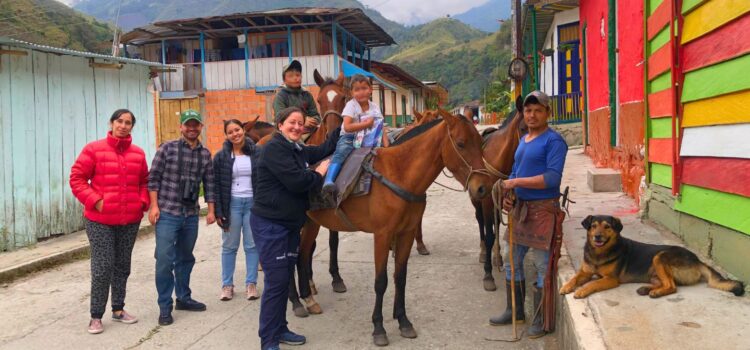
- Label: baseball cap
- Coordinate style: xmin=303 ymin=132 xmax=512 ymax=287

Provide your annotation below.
xmin=523 ymin=90 xmax=551 ymax=110
xmin=282 ymin=59 xmax=302 ymax=77
xmin=180 ymin=109 xmax=202 ymax=125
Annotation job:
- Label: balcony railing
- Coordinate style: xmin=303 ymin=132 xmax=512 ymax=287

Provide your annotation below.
xmin=549 ymin=91 xmax=583 ymax=124
xmin=156 ymin=54 xmax=351 ymax=92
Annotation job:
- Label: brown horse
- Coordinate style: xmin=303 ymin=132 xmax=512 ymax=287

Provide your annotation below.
xmin=257 ymin=69 xmax=348 ymax=317
xmin=243 ymin=115 xmax=275 ymax=142
xmin=475 ymin=96 xmax=527 ymax=291
xmin=397 ymin=108 xmax=440 ymax=255
xmin=303 ymin=110 xmax=494 ymax=346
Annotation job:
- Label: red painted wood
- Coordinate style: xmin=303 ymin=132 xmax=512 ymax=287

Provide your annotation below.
xmin=647 ymin=0 xmax=671 ymax=40
xmin=682 ymin=157 xmax=750 ymax=197
xmin=648 ymin=88 xmax=674 ymax=118
xmin=649 ymin=138 xmax=674 ymax=165
xmin=648 ymin=44 xmax=672 ymax=80
xmin=683 ymin=14 xmax=750 ymax=73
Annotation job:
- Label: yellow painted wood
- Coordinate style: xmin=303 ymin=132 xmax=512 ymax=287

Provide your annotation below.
xmin=681 ymin=0 xmax=750 ymax=44
xmin=566 ymin=64 xmax=571 ymax=77
xmin=566 ymin=80 xmax=572 ymax=92
xmin=683 ymin=89 xmax=750 ymax=127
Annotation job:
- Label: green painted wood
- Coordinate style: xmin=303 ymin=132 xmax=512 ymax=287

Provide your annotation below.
xmin=651 ymin=163 xmax=672 ymax=188
xmin=649 ymin=117 xmax=673 ymax=138
xmin=649 ymin=71 xmax=672 ymax=92
xmin=648 ymin=27 xmax=671 ymax=55
xmin=682 ymin=54 xmax=750 ymax=103
xmin=648 ymin=0 xmax=665 ymax=16
xmin=60 ymin=55 xmax=85 ymax=234
xmin=10 ymin=49 xmax=37 ymax=247
xmin=675 ymin=184 xmax=750 ymax=235
xmin=682 ymin=0 xmax=705 ymax=14
xmin=0 ymin=51 xmax=12 ymax=250
xmin=46 ymin=54 xmax=65 ymax=234
xmin=32 ymin=51 xmax=51 ymax=238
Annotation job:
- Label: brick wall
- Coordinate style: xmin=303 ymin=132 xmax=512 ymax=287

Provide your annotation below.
xmin=202 ymin=86 xmax=323 ymax=154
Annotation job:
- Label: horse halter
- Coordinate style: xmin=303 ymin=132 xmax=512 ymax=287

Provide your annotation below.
xmin=445 ymin=124 xmax=495 ymax=192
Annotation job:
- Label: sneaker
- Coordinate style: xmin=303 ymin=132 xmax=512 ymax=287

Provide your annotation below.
xmin=220 ymin=286 xmax=234 ymax=301
xmin=246 ymin=283 xmax=259 ymax=300
xmin=175 ymin=298 xmax=207 ymax=311
xmin=279 ymin=330 xmax=307 ymax=345
xmin=265 ymin=346 xmax=280 ymax=350
xmin=158 ymin=310 xmax=173 ymax=326
xmin=112 ymin=310 xmax=138 ymax=324
xmin=87 ymin=319 xmax=103 ymax=334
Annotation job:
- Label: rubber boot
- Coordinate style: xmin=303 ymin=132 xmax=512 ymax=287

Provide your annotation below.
xmin=489 ymin=280 xmax=525 ymax=325
xmin=322 ymin=163 xmax=342 ymax=192
xmin=528 ymin=284 xmax=546 ymax=338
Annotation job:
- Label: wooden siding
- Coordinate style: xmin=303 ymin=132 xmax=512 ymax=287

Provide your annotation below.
xmin=0 ymin=48 xmax=156 ymax=250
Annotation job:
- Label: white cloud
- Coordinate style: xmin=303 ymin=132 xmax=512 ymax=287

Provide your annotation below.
xmin=360 ymin=0 xmax=490 ymax=25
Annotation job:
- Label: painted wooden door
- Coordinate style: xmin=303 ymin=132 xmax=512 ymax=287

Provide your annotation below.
xmin=158 ymin=97 xmax=200 ymax=144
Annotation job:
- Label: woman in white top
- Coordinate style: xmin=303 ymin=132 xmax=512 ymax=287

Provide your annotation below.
xmin=213 ymin=119 xmax=260 ymax=300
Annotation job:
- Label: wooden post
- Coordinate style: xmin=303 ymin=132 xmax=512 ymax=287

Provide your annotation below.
xmin=287 ymin=25 xmax=293 ymax=63
xmin=244 ymin=29 xmax=250 ymax=89
xmin=200 ymin=32 xmax=206 ymax=90
xmin=333 ymin=23 xmax=339 ymax=77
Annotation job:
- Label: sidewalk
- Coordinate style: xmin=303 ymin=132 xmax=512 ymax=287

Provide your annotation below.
xmin=555 ymin=149 xmax=750 ymax=350
xmin=0 ymin=201 xmax=207 ymax=284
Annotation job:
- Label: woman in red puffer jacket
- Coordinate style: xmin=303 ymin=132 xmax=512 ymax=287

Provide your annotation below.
xmin=70 ymin=109 xmax=149 ymax=335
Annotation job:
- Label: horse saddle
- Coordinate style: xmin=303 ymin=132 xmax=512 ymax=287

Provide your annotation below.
xmin=309 ymin=147 xmax=375 ymax=211
xmin=481 ymin=127 xmax=498 ymax=145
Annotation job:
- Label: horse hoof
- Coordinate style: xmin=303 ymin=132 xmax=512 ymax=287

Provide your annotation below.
xmin=400 ymin=327 xmax=418 ymax=339
xmin=332 ymin=280 xmax=348 ymax=293
xmin=309 ymin=280 xmax=318 ymax=296
xmin=373 ymin=333 xmax=389 ymax=347
xmin=305 ymin=302 xmax=323 ymax=315
xmin=293 ymin=305 xmax=309 ymax=318
xmin=417 ymin=245 xmax=430 ymax=255
xmin=483 ymin=277 xmax=497 ymax=291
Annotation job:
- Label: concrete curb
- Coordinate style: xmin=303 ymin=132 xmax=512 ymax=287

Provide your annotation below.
xmin=0 ymin=205 xmax=208 ymax=284
xmin=555 ymin=244 xmax=608 ymax=350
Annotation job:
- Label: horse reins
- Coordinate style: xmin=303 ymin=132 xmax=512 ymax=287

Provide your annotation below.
xmin=434 ymin=125 xmax=497 ymax=192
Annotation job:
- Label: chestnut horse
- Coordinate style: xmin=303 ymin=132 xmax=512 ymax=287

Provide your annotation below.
xmin=257 ymin=69 xmax=348 ymax=317
xmin=475 ymin=96 xmax=527 ymax=291
xmin=303 ymin=110 xmax=494 ymax=346
xmin=243 ymin=115 xmax=275 ymax=142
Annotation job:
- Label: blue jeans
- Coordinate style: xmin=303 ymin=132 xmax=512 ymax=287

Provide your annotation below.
xmin=503 ymin=243 xmax=550 ymax=288
xmin=250 ymin=214 xmax=301 ymax=350
xmin=222 ymin=196 xmax=259 ymax=287
xmin=331 ymin=133 xmax=355 ymax=164
xmin=155 ymin=211 xmax=199 ymax=310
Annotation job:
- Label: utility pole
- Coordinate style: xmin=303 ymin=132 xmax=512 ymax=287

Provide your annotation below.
xmin=511 ymin=0 xmax=523 ymax=98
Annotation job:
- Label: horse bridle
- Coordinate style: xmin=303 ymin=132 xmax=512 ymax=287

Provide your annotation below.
xmin=445 ymin=123 xmax=497 ymax=192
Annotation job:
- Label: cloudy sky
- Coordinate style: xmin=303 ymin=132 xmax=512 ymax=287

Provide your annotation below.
xmin=359 ymin=0 xmax=491 ymax=24
xmin=54 ymin=0 xmax=493 ymax=25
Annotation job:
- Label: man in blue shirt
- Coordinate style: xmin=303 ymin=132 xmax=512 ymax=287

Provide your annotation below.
xmin=489 ymin=91 xmax=568 ymax=339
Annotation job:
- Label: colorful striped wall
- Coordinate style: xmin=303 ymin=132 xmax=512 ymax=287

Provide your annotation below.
xmin=646 ymin=0 xmax=750 ymax=235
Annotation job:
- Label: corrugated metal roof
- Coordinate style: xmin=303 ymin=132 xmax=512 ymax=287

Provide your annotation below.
xmin=121 ymin=7 xmax=395 ymax=47
xmin=0 ymin=37 xmax=177 ymax=68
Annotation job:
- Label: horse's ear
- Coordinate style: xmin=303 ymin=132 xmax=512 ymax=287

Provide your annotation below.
xmin=437 ymin=108 xmax=456 ymax=123
xmin=515 ymin=95 xmax=524 ymax=113
xmin=314 ymin=69 xmax=325 ymax=87
xmin=413 ymin=108 xmax=424 ymax=123
xmin=250 ymin=115 xmax=260 ymax=123
xmin=335 ymin=71 xmax=346 ymax=87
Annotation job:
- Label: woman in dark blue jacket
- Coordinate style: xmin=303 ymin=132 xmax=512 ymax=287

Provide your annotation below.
xmin=250 ymin=106 xmax=339 ymax=350
xmin=213 ymin=119 xmax=260 ymax=301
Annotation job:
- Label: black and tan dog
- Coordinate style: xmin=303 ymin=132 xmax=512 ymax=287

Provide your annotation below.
xmin=560 ymin=215 xmax=745 ymax=299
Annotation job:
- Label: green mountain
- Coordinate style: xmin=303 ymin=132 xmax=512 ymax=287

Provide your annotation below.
xmin=0 ymin=0 xmax=114 ymax=53
xmin=387 ymin=19 xmax=512 ymax=107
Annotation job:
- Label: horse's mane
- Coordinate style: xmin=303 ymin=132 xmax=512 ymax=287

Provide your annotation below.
xmin=390 ymin=118 xmax=444 ymax=147
xmin=319 ymin=77 xmax=339 ymax=89
xmin=498 ymin=109 xmax=518 ymax=130
xmin=254 ymin=121 xmax=274 ymax=129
